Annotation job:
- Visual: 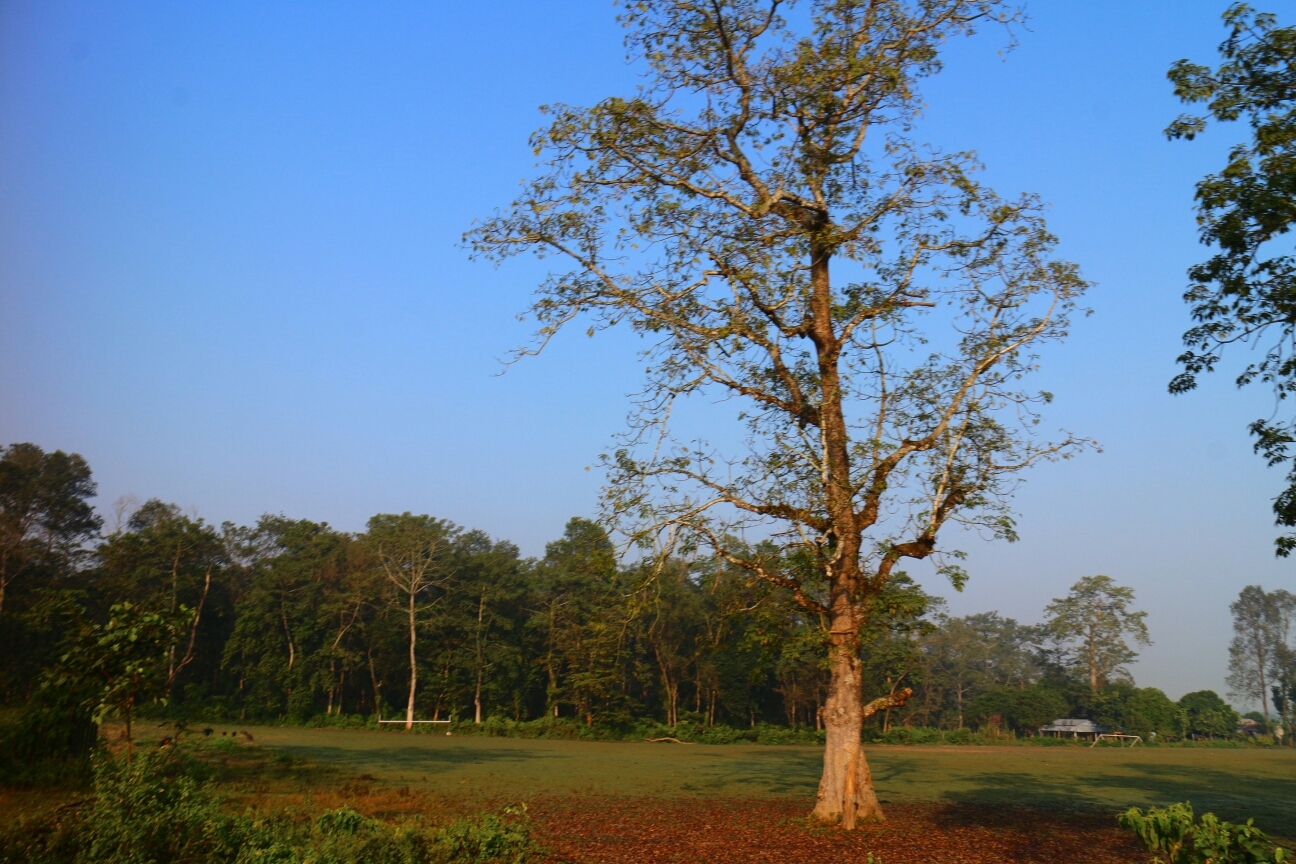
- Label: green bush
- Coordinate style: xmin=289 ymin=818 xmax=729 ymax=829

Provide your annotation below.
xmin=0 ymin=696 xmax=97 ymax=786
xmin=80 ymin=749 xmax=233 ymax=863
xmin=1119 ymin=802 xmax=1290 ymax=864
xmin=434 ymin=808 xmax=531 ymax=864
xmin=1 ymin=748 xmax=536 ymax=864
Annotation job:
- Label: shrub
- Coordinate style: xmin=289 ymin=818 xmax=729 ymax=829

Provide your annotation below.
xmin=79 ymin=749 xmax=234 ymax=864
xmin=434 ymin=807 xmax=532 ymax=864
xmin=1 ymin=748 xmax=536 ymax=864
xmin=0 ymin=696 xmax=97 ymax=786
xmin=1119 ymin=802 xmax=1291 ymax=864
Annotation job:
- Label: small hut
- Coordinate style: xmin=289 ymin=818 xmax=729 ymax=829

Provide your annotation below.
xmin=1039 ymin=718 xmax=1105 ymax=741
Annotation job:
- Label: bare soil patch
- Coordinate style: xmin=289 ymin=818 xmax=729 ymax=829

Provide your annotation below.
xmin=529 ymin=797 xmax=1145 ymax=864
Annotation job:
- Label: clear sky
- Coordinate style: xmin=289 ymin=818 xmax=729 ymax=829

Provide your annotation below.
xmin=2 ymin=0 xmax=1292 ymax=702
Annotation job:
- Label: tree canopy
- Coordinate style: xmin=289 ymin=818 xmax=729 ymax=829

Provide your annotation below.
xmin=1166 ymin=4 xmax=1296 ymax=554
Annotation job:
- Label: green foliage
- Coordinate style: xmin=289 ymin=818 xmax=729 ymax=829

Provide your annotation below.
xmin=434 ymin=808 xmax=531 ymax=864
xmin=0 ymin=442 xmax=102 ymax=702
xmin=1043 ymin=576 xmax=1150 ymax=690
xmin=49 ymin=602 xmax=192 ymax=740
xmin=1179 ymin=690 xmax=1241 ymax=739
xmin=970 ymin=685 xmax=1068 ymax=734
xmin=1119 ymin=802 xmax=1290 ymax=864
xmin=1165 ymin=5 xmax=1296 ymax=554
xmin=0 ymin=748 xmax=536 ymax=864
xmin=79 ymin=749 xmax=231 ymax=864
xmin=0 ymin=441 xmax=1189 ymax=749
xmin=0 ymin=694 xmax=96 ymax=786
xmin=1120 ymin=687 xmax=1182 ymax=740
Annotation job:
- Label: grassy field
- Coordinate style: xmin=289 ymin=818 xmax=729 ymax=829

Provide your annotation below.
xmin=234 ymin=725 xmax=1296 ymax=837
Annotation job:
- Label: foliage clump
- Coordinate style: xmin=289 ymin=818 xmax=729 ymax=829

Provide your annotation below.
xmin=1120 ymin=802 xmax=1290 ymax=864
xmin=0 ymin=748 xmax=535 ymax=864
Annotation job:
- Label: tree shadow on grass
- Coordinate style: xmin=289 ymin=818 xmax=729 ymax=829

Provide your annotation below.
xmin=938 ymin=761 xmax=1296 ymax=844
xmin=1083 ymin=761 xmax=1296 ymax=839
xmin=923 ymin=801 xmax=1143 ymax=864
xmin=940 ymin=769 xmax=1106 ymax=813
xmin=676 ymin=749 xmax=824 ymax=796
xmin=261 ymin=742 xmax=557 ymax=780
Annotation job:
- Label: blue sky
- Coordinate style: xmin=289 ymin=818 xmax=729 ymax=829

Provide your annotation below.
xmin=2 ymin=0 xmax=1292 ymax=701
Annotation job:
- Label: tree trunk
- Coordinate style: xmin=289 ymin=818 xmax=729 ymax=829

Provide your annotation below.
xmin=367 ymin=649 xmax=382 ymax=720
xmin=1257 ymin=641 xmax=1270 ymax=723
xmin=405 ymin=590 xmax=417 ymax=730
xmin=475 ymin=590 xmax=486 ymax=724
xmin=1088 ymin=626 xmax=1099 ymax=691
xmin=812 ymin=634 xmax=884 ymax=825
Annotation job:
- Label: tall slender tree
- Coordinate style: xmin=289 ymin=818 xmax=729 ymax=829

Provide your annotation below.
xmin=365 ymin=514 xmax=457 ymax=730
xmin=468 ymin=0 xmax=1089 ymax=825
xmin=1226 ymin=585 xmax=1281 ymax=720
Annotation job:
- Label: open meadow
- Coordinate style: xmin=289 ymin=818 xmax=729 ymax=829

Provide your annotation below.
xmin=70 ymin=725 xmax=1277 ymax=863
xmin=242 ymin=725 xmax=1296 ymax=826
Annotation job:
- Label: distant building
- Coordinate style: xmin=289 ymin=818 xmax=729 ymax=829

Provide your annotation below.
xmin=1039 ymin=718 xmax=1106 ymax=740
xmin=1237 ymin=718 xmax=1264 ymax=738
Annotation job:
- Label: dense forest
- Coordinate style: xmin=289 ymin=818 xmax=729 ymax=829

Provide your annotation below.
xmin=0 ymin=442 xmax=1274 ymax=745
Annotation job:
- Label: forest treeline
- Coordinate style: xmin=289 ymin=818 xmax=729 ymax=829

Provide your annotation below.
xmin=0 ymin=442 xmax=1271 ymax=745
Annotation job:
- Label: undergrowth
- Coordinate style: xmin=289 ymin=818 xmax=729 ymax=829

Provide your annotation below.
xmin=1120 ymin=802 xmax=1290 ymax=863
xmin=0 ymin=748 xmax=535 ymax=864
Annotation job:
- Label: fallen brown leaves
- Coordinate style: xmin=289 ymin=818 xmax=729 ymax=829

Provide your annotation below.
xmin=528 ymin=797 xmax=1146 ymax=864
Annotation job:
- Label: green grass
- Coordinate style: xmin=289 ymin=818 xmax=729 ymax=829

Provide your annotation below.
xmin=227 ymin=726 xmax=1296 ymax=837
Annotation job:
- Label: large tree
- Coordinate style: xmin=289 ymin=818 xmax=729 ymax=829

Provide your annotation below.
xmin=0 ymin=443 xmax=101 ymax=617
xmin=1165 ymin=4 xmax=1296 ymax=554
xmin=1226 ymin=585 xmax=1281 ymax=721
xmin=1043 ymin=575 xmax=1150 ymax=692
xmin=468 ymin=0 xmax=1088 ymax=825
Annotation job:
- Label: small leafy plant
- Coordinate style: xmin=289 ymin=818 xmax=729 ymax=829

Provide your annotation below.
xmin=1119 ymin=802 xmax=1291 ymax=864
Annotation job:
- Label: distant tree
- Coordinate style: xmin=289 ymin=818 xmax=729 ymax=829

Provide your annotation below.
xmin=450 ymin=530 xmax=526 ymax=724
xmin=970 ymin=685 xmax=1067 ymax=735
xmin=0 ymin=443 xmax=100 ymax=617
xmin=468 ymin=0 xmax=1090 ymax=827
xmin=637 ymin=561 xmax=704 ymax=728
xmin=1164 ymin=5 xmax=1296 ymax=554
xmin=1178 ymin=689 xmax=1240 ymax=739
xmin=221 ymin=518 xmax=368 ymax=721
xmin=365 ymin=514 xmax=458 ymax=730
xmin=95 ymin=501 xmax=224 ymax=698
xmin=1044 ymin=575 xmax=1151 ymax=691
xmin=1226 ymin=585 xmax=1282 ymax=721
xmin=1269 ymin=590 xmax=1296 ymax=737
xmin=857 ymin=573 xmax=936 ymax=733
xmin=1120 ymin=687 xmax=1181 ymax=740
xmin=530 ymin=518 xmax=629 ymax=723
xmin=927 ymin=616 xmax=992 ymax=729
